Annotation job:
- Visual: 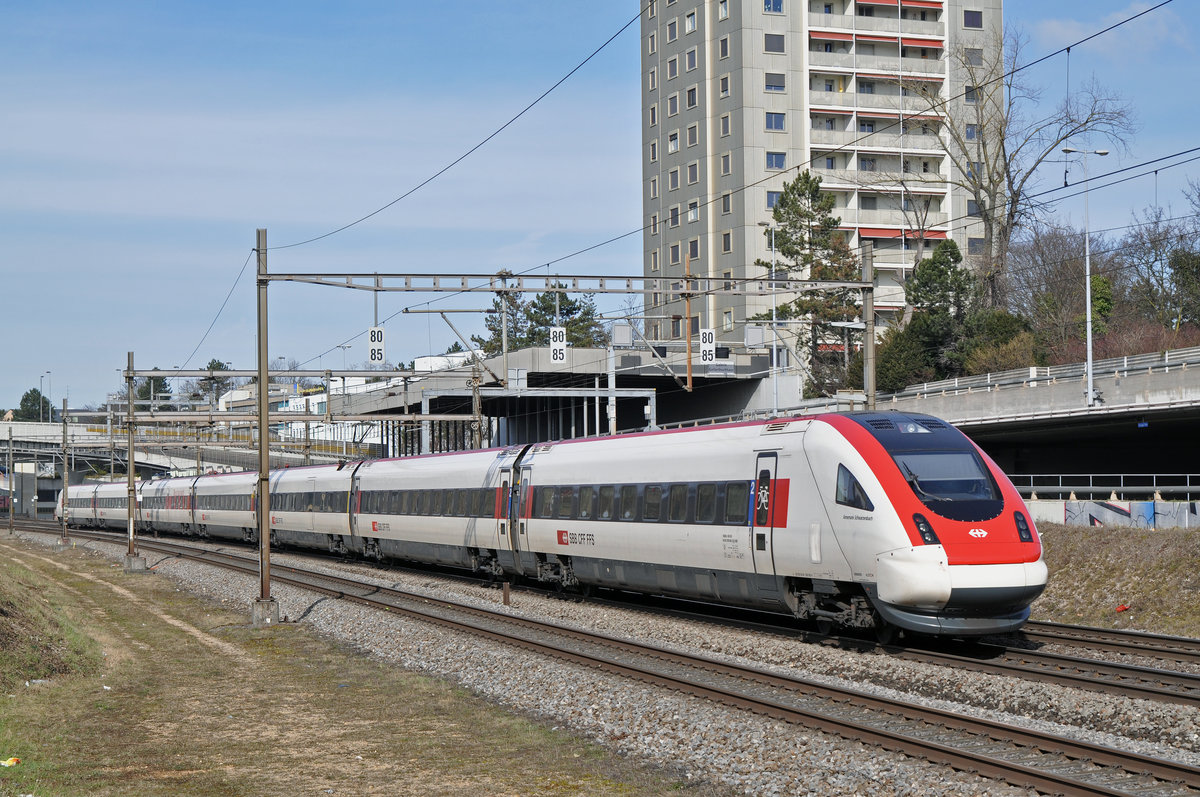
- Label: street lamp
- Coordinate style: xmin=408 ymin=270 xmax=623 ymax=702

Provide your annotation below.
xmin=757 ymin=221 xmax=779 ymax=415
xmin=1062 ymin=147 xmax=1109 ymax=407
xmin=46 ymin=372 xmax=51 ymax=423
xmin=336 ymin=344 xmax=351 ymax=370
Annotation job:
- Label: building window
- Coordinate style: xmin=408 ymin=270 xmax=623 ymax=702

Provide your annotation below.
xmin=686 ymin=11 xmax=697 ymax=33
xmin=687 ymin=162 xmax=699 ymax=184
xmin=825 ymin=117 xmax=836 ymax=130
xmin=686 ymin=86 xmax=697 ymax=108
xmin=719 ymin=74 xmax=730 ymax=97
xmin=965 ymin=85 xmax=978 ymax=104
xmin=964 ymin=10 xmax=983 ymax=28
xmin=648 ymin=0 xmax=657 ymax=18
xmin=669 ymin=169 xmax=679 ymax=191
xmin=859 ymin=81 xmax=875 ymax=95
xmin=824 ymin=42 xmax=834 ymax=53
xmin=688 ymin=200 xmax=699 ymax=222
xmin=669 ymin=206 xmax=680 ymax=226
xmin=825 ymin=156 xmax=835 ymax=169
xmin=648 ymin=68 xmax=657 ymax=91
xmin=965 ymin=47 xmax=983 ymax=66
xmin=967 ymin=199 xmax=982 ymax=216
xmin=720 ymin=114 xmax=731 ymax=136
xmin=667 ymin=94 xmax=679 ymax=116
xmin=965 ymin=123 xmax=978 ymax=140
xmin=967 ymin=237 xmax=985 ymax=255
xmin=688 ymin=238 xmax=700 ymax=259
xmin=765 ymin=72 xmax=785 ymax=92
xmin=922 ymin=160 xmax=930 ymax=173
xmin=824 ymin=3 xmax=832 ymax=12
xmin=667 ymin=57 xmax=678 ymax=80
xmin=650 ymin=214 xmax=659 ymax=235
xmin=687 ymin=124 xmax=698 ymax=146
xmin=650 ymin=139 xmax=658 ymax=162
xmin=667 ymin=19 xmax=678 ymax=41
xmin=649 ymin=104 xmax=658 ymax=126
xmin=857 ymin=4 xmax=874 ymax=16
xmin=722 ymin=309 xmax=733 ymax=331
xmin=968 ymin=161 xmax=983 ymax=180
xmin=650 ymin=176 xmax=658 ymax=199
xmin=860 ymin=195 xmax=877 ymax=210
xmin=648 ymin=32 xmax=657 ymax=55
xmin=720 ymin=152 xmax=731 ymax=175
xmin=764 ymin=34 xmax=785 ymax=53
xmin=764 ymin=0 xmax=783 ymax=12
xmin=670 ymin=243 xmax=681 ymax=264
xmin=721 ymin=193 xmax=732 ymax=214
xmin=668 ymin=131 xmax=679 ymax=152
xmin=671 ymin=317 xmax=682 ymax=339
xmin=719 ymin=0 xmax=729 ymax=20
xmin=859 ymin=157 xmax=876 ymax=171
xmin=767 ymin=190 xmax=782 ymax=209
xmin=685 ymin=48 xmax=697 ymax=71
xmin=766 ymin=112 xmax=785 ymax=131
xmin=650 ymin=249 xmax=660 ymax=271
xmin=766 ymin=151 xmax=785 ymax=170
xmin=858 ymin=120 xmax=875 ymax=133
xmin=720 ymin=36 xmax=730 ymax=59
xmin=722 ymin=231 xmax=732 ymax=253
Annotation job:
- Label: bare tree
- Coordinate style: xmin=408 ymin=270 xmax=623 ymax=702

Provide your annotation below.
xmin=908 ymin=31 xmax=1136 ymax=306
xmin=1118 ymin=206 xmax=1200 ymax=334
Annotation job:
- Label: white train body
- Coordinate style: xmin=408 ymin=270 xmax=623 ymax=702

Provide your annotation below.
xmin=60 ymin=413 xmax=1047 ymax=636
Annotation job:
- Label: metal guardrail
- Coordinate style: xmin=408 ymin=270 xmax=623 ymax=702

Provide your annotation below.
xmin=1009 ymin=473 xmax=1200 ymax=500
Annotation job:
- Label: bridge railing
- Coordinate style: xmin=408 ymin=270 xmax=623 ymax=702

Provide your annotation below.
xmin=1009 ymin=473 xmax=1200 ymax=501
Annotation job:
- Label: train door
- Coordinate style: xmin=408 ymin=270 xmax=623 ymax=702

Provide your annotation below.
xmin=751 ymin=453 xmax=780 ymax=580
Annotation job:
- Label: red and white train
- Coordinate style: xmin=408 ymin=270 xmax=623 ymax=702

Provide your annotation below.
xmin=59 ymin=412 xmax=1047 ymax=638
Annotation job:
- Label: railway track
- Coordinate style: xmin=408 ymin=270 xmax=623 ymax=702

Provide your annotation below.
xmin=32 ymin=528 xmax=1200 ymax=796
xmin=1021 ymin=620 xmax=1200 ymax=667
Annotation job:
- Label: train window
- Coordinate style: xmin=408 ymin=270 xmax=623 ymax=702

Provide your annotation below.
xmin=598 ymin=486 xmax=614 ymax=520
xmin=424 ymin=491 xmax=438 ymax=516
xmin=578 ymin=487 xmax=594 ymax=519
xmin=643 ymin=486 xmax=663 ymax=520
xmin=892 ymin=451 xmax=1003 ymax=521
xmin=836 ymin=465 xmax=874 ymax=511
xmin=556 ymin=486 xmax=574 ymax=519
xmin=478 ymin=488 xmax=495 ymax=518
xmin=537 ymin=487 xmax=555 ymax=518
xmin=725 ymin=482 xmax=749 ymax=524
xmin=697 ymin=483 xmax=716 ymax=522
xmin=619 ymin=485 xmax=638 ymax=520
xmin=669 ymin=484 xmax=688 ymax=522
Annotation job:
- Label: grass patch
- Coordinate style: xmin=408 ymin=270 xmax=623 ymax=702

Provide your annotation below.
xmin=1032 ymin=523 xmax=1200 ymax=636
xmin=0 ymin=538 xmax=727 ymax=796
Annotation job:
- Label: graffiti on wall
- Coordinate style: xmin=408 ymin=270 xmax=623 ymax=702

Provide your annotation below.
xmin=1028 ymin=500 xmax=1198 ymax=530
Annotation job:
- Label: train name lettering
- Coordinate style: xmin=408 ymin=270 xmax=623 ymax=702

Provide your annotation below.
xmin=557 ymin=530 xmax=594 ymax=546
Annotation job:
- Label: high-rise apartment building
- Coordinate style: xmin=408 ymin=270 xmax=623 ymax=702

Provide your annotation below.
xmin=640 ymin=0 xmax=1001 ymax=351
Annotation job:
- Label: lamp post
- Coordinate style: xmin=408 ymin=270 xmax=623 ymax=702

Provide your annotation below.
xmin=46 ymin=372 xmax=52 ymax=423
xmin=39 ymin=373 xmax=46 ymax=422
xmin=1062 ymin=147 xmax=1109 ymax=407
xmin=757 ymin=221 xmax=779 ymax=415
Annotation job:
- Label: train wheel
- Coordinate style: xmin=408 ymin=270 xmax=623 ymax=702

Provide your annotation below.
xmin=815 ymin=617 xmax=835 ymax=636
xmin=874 ymin=618 xmax=897 ymax=645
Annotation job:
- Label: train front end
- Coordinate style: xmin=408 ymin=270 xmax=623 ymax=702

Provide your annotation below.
xmin=826 ymin=413 xmax=1047 ymax=637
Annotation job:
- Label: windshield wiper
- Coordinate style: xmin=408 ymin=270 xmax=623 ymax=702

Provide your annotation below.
xmin=901 ymin=463 xmax=946 ymax=501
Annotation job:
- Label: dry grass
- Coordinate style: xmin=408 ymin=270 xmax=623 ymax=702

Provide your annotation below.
xmin=1031 ymin=522 xmax=1200 ymax=636
xmin=0 ymin=538 xmax=726 ymax=797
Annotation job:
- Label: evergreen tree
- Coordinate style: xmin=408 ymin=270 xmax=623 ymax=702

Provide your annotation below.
xmin=524 ymin=285 xmax=608 ymax=348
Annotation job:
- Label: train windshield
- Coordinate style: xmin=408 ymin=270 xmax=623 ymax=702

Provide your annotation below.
xmin=894 ymin=451 xmax=1003 ymax=521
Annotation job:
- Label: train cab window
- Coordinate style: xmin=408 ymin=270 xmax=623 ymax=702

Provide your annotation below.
xmin=725 ymin=482 xmax=749 ymax=524
xmin=696 ymin=483 xmax=716 ymax=522
xmin=836 ymin=464 xmax=874 ymax=512
xmin=668 ymin=484 xmax=688 ymax=522
xmin=893 ymin=450 xmax=1003 ymax=521
xmin=556 ymin=486 xmax=574 ymax=519
xmin=643 ymin=486 xmax=663 ymax=520
xmin=619 ymin=485 xmax=638 ymax=520
xmin=578 ymin=487 xmax=594 ymax=519
xmin=598 ymin=486 xmax=615 ymax=519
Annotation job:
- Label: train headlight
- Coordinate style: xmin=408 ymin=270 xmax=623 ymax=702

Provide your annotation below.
xmin=1015 ymin=511 xmax=1033 ymax=542
xmin=913 ymin=513 xmax=940 ymax=545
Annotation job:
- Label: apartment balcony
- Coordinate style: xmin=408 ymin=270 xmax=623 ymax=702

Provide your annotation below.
xmin=809 ymin=52 xmax=945 ymax=78
xmin=808 ymin=12 xmax=945 ymax=39
xmin=809 ymin=128 xmax=945 ymax=151
xmin=851 ymin=208 xmax=948 ymax=227
xmin=814 ymin=167 xmax=949 ymax=193
xmin=809 ymin=91 xmax=939 ymax=115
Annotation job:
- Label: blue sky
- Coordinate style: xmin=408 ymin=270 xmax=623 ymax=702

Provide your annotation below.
xmin=2 ymin=1 xmax=1196 ymax=410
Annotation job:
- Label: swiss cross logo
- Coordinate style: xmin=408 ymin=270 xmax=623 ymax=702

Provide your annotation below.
xmin=969 ymin=528 xmax=988 ymax=538
xmin=372 ymin=521 xmax=379 ymax=532
xmin=558 ymin=529 xmax=569 ymax=545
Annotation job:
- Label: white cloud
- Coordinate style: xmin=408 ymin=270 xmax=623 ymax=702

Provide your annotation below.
xmin=1029 ymin=2 xmax=1191 ymax=62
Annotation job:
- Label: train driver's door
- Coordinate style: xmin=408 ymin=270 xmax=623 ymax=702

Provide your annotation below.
xmin=751 ymin=453 xmax=779 ymax=579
